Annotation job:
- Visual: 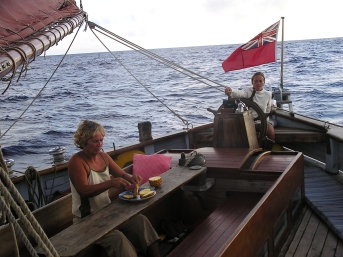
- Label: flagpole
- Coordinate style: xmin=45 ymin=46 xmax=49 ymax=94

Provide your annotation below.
xmin=280 ymin=17 xmax=284 ymax=90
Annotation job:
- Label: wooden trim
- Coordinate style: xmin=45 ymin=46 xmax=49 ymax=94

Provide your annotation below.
xmin=250 ymin=151 xmax=272 ymax=170
xmin=274 ymin=126 xmax=326 ymax=143
xmin=216 ymin=152 xmax=304 ymax=257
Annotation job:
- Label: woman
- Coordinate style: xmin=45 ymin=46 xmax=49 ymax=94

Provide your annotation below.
xmin=68 ymin=120 xmax=160 ymax=257
xmin=224 ymin=72 xmax=275 ymax=145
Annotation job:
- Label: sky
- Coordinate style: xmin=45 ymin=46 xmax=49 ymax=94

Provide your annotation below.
xmin=48 ymin=0 xmax=342 ymax=55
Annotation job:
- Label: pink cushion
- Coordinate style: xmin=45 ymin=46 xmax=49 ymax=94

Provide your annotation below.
xmin=132 ymin=153 xmax=172 ymax=185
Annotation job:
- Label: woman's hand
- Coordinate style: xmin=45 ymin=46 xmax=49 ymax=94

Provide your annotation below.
xmin=225 ymin=87 xmax=232 ymax=95
xmin=130 ymin=174 xmax=143 ymax=185
xmin=110 ymin=176 xmax=131 ymax=189
xmin=123 ymin=172 xmax=143 ymax=185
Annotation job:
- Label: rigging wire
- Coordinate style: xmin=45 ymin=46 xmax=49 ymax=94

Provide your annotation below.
xmin=88 ymin=22 xmax=193 ymax=129
xmin=0 ymin=20 xmax=85 ymax=140
xmin=89 ymin=22 xmax=226 ymax=92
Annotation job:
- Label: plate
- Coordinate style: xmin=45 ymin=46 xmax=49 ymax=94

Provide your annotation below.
xmin=119 ymin=188 xmax=156 ymax=202
xmin=190 ymin=165 xmax=202 ymax=170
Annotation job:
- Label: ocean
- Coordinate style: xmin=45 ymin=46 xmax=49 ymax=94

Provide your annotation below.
xmin=1 ymin=37 xmax=343 ymax=172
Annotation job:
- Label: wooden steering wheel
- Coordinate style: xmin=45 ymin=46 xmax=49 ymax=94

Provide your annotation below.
xmin=209 ymin=95 xmax=269 ymax=147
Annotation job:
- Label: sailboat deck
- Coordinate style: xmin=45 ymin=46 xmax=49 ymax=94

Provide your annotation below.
xmin=279 ymin=204 xmax=343 ymax=256
xmin=156 ymin=159 xmax=343 ymax=257
xmin=304 ymin=166 xmax=343 ymax=241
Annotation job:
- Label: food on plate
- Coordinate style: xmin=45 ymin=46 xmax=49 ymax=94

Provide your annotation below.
xmin=139 ymin=188 xmax=151 ymax=197
xmin=141 ymin=191 xmax=155 ymax=199
xmin=123 ymin=194 xmax=134 ymax=199
xmin=121 ymin=188 xmax=155 ymax=200
xmin=149 ymin=176 xmax=162 ymax=187
xmin=133 ymin=184 xmax=139 ymax=198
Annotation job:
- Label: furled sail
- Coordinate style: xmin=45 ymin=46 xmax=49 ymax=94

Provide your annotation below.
xmin=0 ymin=0 xmax=86 ymax=81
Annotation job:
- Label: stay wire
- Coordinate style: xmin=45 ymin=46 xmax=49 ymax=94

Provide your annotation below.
xmin=89 ymin=23 xmax=193 ymax=129
xmin=0 ymin=19 xmax=85 ymax=140
xmin=89 ymin=22 xmax=226 ymax=92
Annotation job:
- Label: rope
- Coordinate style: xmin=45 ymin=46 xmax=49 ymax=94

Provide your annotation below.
xmin=0 ymin=46 xmax=17 ymax=94
xmin=0 ymin=148 xmax=9 ymax=225
xmin=89 ymin=22 xmax=226 ymax=92
xmin=10 ymin=222 xmax=20 ymax=257
xmin=89 ymin=24 xmax=193 ymax=129
xmin=0 ymin=195 xmax=39 ymax=257
xmin=0 ymin=148 xmax=59 ymax=257
xmin=0 ymin=20 xmax=85 ymax=140
xmin=25 ymin=166 xmax=46 ymax=208
xmin=47 ymin=164 xmax=59 ymax=204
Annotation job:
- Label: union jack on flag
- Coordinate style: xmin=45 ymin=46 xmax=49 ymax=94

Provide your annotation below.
xmin=222 ymin=20 xmax=280 ymax=72
xmin=242 ymin=21 xmax=280 ymax=50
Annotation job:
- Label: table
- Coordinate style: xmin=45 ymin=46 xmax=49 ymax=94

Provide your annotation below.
xmin=196 ymin=147 xmax=262 ymax=171
xmin=195 ymin=147 xmax=299 ymax=180
xmin=37 ymin=165 xmax=206 ymax=257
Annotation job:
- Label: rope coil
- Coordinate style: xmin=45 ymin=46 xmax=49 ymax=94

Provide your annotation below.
xmin=25 ymin=166 xmax=46 ymax=208
xmin=0 ymin=147 xmax=59 ymax=257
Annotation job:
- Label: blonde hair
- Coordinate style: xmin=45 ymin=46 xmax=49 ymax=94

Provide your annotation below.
xmin=73 ymin=120 xmax=105 ymax=149
xmin=251 ymin=72 xmax=265 ymax=83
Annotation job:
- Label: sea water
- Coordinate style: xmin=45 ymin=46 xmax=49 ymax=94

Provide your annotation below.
xmin=1 ymin=37 xmax=343 ymax=171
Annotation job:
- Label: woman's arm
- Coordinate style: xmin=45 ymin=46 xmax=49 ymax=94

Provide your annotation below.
xmin=225 ymin=87 xmax=252 ymax=98
xmin=68 ymin=154 xmax=116 ymax=198
xmin=104 ymin=153 xmax=142 ymax=186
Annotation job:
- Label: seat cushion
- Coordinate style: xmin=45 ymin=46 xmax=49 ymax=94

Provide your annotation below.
xmin=132 ymin=153 xmax=172 ymax=185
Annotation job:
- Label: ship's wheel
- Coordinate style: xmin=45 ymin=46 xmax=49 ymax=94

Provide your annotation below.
xmin=209 ymin=96 xmax=268 ymax=148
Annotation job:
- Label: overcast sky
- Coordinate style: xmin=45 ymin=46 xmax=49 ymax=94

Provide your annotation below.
xmin=48 ymin=0 xmax=341 ymax=55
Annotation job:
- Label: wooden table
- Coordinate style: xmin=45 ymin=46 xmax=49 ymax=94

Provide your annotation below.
xmin=37 ymin=165 xmax=206 ymax=257
xmin=164 ymin=147 xmax=262 ymax=171
xmin=196 ymin=147 xmax=262 ymax=171
xmin=196 ymin=147 xmax=262 ymax=178
xmin=195 ymin=147 xmax=300 ymax=180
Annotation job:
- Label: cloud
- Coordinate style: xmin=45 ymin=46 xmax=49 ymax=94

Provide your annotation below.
xmin=46 ymin=0 xmax=342 ymax=56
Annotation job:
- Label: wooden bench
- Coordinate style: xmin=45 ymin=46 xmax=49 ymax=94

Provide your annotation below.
xmin=33 ymin=165 xmax=206 ymax=257
xmin=167 ymin=192 xmax=263 ymax=257
xmin=274 ymin=126 xmax=326 ymax=143
xmin=0 ymin=194 xmax=73 ymax=257
xmin=166 ymin=151 xmax=305 ymax=257
xmin=191 ymin=125 xmax=327 ymax=145
xmin=0 ymin=164 xmax=135 ymax=257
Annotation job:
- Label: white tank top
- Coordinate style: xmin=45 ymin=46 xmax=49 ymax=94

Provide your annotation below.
xmin=70 ymin=156 xmax=111 ymax=218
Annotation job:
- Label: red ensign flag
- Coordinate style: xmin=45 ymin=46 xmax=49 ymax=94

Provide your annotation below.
xmin=222 ymin=20 xmax=280 ymax=72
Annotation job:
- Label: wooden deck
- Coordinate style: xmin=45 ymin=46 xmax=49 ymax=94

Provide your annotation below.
xmin=166 ymin=192 xmax=264 ymax=257
xmin=6 ymin=148 xmax=343 ymax=257
xmin=156 ymin=165 xmax=343 ymax=257
xmin=304 ymin=166 xmax=343 ymax=241
xmin=156 ymin=157 xmax=343 ymax=257
xmin=278 ymin=166 xmax=343 ymax=257
xmin=279 ymin=205 xmax=343 ymax=257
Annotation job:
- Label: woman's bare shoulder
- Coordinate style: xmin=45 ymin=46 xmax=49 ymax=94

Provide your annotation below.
xmin=68 ymin=152 xmax=86 ymax=169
